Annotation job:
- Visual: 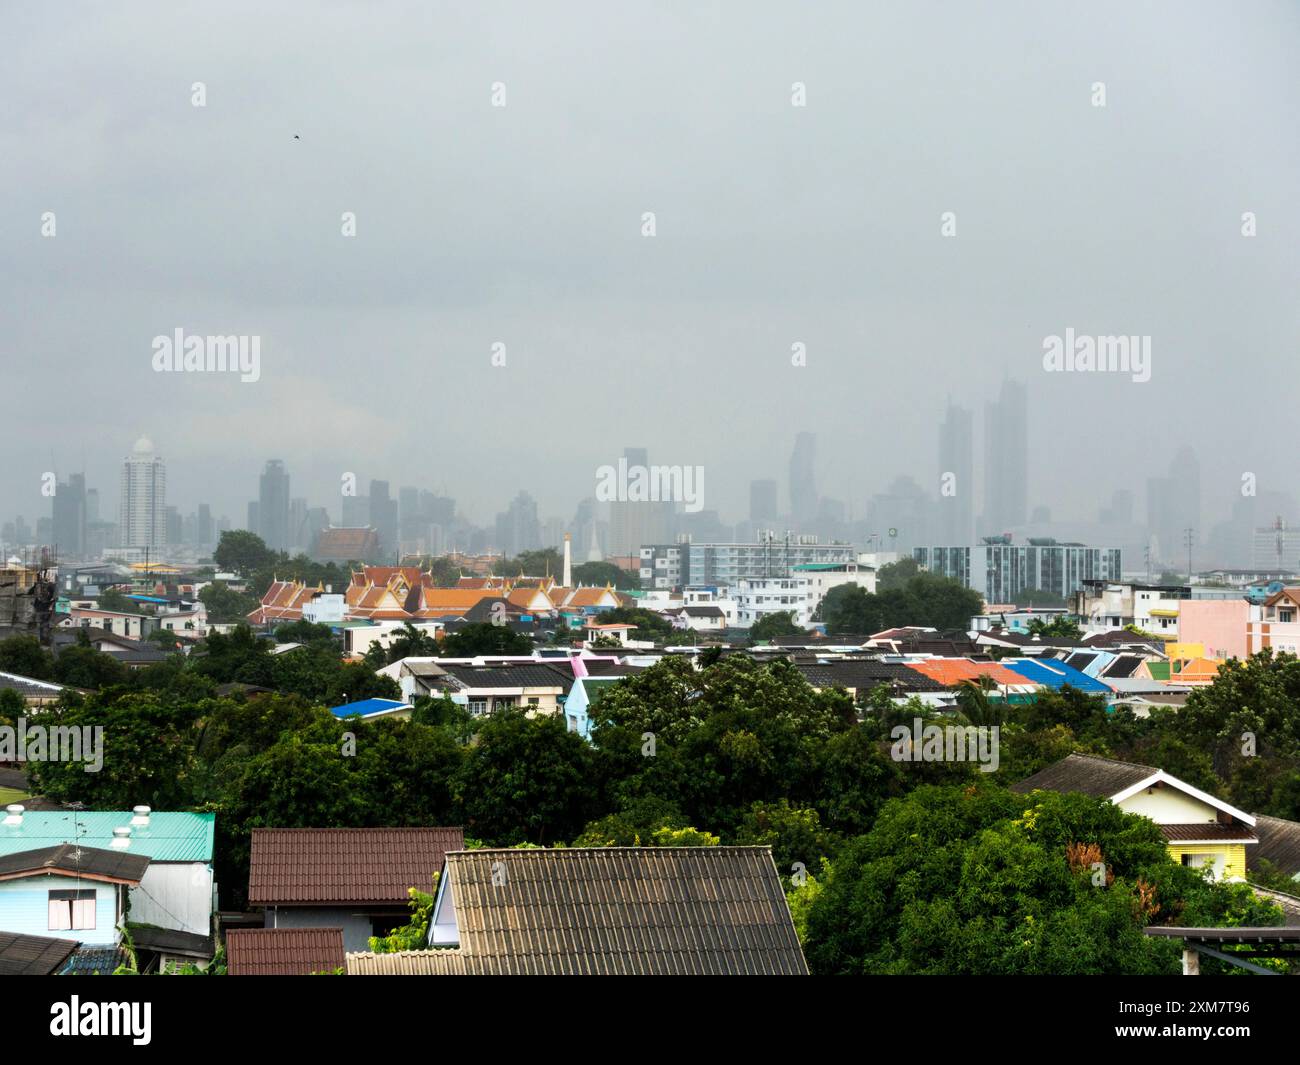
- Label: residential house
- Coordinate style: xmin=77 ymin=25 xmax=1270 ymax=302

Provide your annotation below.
xmin=0 ymin=843 xmax=149 ymax=971
xmin=248 ymin=827 xmax=464 ymax=953
xmin=0 ymin=806 xmax=216 ymax=937
xmin=1013 ymin=753 xmax=1257 ymax=880
xmin=674 ymin=604 xmax=727 ymax=632
xmin=347 ymin=846 xmax=809 ymax=975
xmin=1246 ymin=588 xmax=1300 ymax=655
xmin=59 ymin=607 xmax=157 ymax=641
xmin=1072 ymin=580 xmax=1190 ymax=639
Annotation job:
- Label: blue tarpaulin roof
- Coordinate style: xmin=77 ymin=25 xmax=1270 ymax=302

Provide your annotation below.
xmin=328 ymin=698 xmax=412 ymax=719
xmin=1002 ymin=658 xmax=1112 ymax=693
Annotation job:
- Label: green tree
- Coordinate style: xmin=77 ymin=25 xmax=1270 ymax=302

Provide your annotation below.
xmin=1026 ymin=615 xmax=1084 ymax=640
xmin=213 ymin=530 xmax=276 ymax=575
xmin=571 ymin=561 xmax=639 ymax=591
xmin=736 ymin=800 xmax=835 ymax=876
xmin=595 ymin=606 xmax=672 ymax=640
xmin=875 ymin=558 xmax=920 ymax=591
xmin=52 ymin=632 xmax=131 ymax=690
xmin=26 ymin=689 xmax=201 ymax=809
xmin=748 ymin=611 xmax=802 ymax=643
xmin=97 ymin=588 xmax=136 ymax=613
xmin=439 ymin=623 xmax=533 ymax=657
xmin=383 ymin=622 xmax=440 ymax=663
xmin=0 ymin=635 xmax=55 ymax=679
xmin=191 ymin=624 xmax=275 ymax=686
xmin=802 ymin=783 xmax=1280 ymax=975
xmin=452 ymin=712 xmax=598 ymax=845
xmin=369 ymin=880 xmax=438 ymax=953
xmin=324 ymin=662 xmax=401 ymax=706
xmin=200 ymin=583 xmax=260 ymax=624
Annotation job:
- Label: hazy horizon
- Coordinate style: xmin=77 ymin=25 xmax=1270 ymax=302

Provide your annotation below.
xmin=3 ymin=2 xmax=1298 ymax=545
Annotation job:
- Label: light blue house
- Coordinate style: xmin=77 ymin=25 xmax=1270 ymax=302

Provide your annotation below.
xmin=563 ymin=676 xmax=628 ymax=741
xmin=0 ymin=806 xmax=215 ymax=937
xmin=0 ymin=842 xmax=150 ymax=948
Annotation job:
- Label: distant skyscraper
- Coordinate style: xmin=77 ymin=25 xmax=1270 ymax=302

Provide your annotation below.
xmin=750 ymin=479 xmax=778 ymax=523
xmin=495 ymin=491 xmax=542 ymax=558
xmin=86 ymin=488 xmax=100 ymax=523
xmin=937 ymin=402 xmax=974 ymax=545
xmin=369 ymin=480 xmax=398 ymax=558
xmin=52 ymin=473 xmax=86 ymax=558
xmin=607 ymin=448 xmax=671 ymax=557
xmin=341 ymin=493 xmax=369 ymax=528
xmin=197 ymin=503 xmax=214 ymax=546
xmin=289 ymin=497 xmax=308 ymax=552
xmin=165 ymin=506 xmax=182 ymax=546
xmin=788 ymin=433 xmax=818 ymax=528
xmin=247 ymin=501 xmax=260 ymax=534
xmin=118 ymin=437 xmax=166 ymax=550
xmin=982 ymin=379 xmax=1028 ymax=535
xmin=1147 ymin=445 xmax=1201 ymax=568
xmin=399 ymin=486 xmax=421 ymax=549
xmin=257 ymin=460 xmax=291 ymax=552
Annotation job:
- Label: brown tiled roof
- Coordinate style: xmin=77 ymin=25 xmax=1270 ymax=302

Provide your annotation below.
xmin=1161 ymin=823 xmax=1257 ymax=842
xmin=226 ymin=928 xmax=345 ymax=976
xmin=248 ymin=827 xmax=464 ymax=905
xmin=1011 ymin=752 xmax=1157 ymax=797
xmin=0 ymin=931 xmax=79 ymax=975
xmin=347 ymin=846 xmax=808 ymax=975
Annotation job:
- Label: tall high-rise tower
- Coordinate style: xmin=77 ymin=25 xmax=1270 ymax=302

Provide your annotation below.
xmin=258 ymin=460 xmax=291 ymax=552
xmin=937 ymin=402 xmax=974 ymax=545
xmin=119 ymin=436 xmax=166 ymax=549
xmin=788 ymin=432 xmax=817 ymax=529
xmin=981 ymin=380 xmax=1027 ymax=535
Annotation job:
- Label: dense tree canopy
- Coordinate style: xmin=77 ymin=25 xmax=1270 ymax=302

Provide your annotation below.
xmin=819 ymin=573 xmax=983 ymax=635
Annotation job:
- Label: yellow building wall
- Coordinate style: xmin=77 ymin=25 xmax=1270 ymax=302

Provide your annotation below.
xmin=1166 ymin=843 xmax=1248 ymax=881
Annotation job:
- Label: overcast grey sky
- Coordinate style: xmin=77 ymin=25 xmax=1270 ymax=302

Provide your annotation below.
xmin=2 ymin=1 xmax=1297 ymax=530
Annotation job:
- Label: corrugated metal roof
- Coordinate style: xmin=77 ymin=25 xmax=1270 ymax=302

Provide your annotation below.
xmin=1252 ymin=814 xmax=1300 ymax=878
xmin=348 ymin=846 xmax=808 ymax=976
xmin=248 ymin=827 xmax=464 ymax=905
xmin=227 ymin=928 xmax=346 ymax=975
xmin=0 ymin=811 xmax=214 ymax=863
xmin=1012 ymin=753 xmax=1156 ymax=797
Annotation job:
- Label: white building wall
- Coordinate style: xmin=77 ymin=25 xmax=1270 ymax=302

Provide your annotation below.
xmin=129 ymin=863 xmax=214 ymax=936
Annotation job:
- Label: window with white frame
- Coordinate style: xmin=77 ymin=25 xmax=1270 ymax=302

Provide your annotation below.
xmin=49 ymin=889 xmax=96 ymax=931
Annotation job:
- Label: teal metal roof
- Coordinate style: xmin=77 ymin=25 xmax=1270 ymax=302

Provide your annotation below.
xmin=0 ymin=811 xmax=214 ymax=863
